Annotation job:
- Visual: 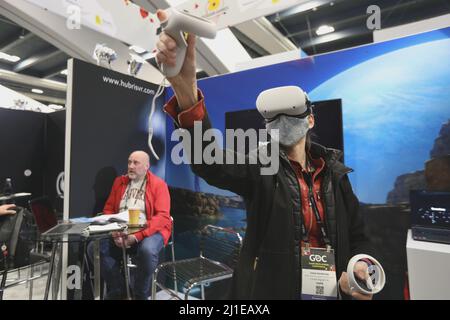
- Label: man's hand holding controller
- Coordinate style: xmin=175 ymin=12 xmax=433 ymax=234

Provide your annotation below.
xmin=155 ymin=9 xmax=198 ymax=111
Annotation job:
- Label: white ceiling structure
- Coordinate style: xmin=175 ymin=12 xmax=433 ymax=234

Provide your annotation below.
xmin=0 ymin=82 xmax=56 ymax=113
xmin=0 ymin=0 xmax=306 ymax=82
xmin=0 ymin=0 xmax=306 ymax=111
xmin=0 ymin=0 xmax=449 ymax=112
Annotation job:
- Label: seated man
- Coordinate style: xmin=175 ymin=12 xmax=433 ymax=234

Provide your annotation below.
xmin=88 ymin=150 xmax=172 ymax=300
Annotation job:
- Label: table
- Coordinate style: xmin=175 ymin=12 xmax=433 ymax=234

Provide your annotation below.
xmin=406 ymin=229 xmax=450 ymax=299
xmin=0 ymin=192 xmax=32 ymax=202
xmin=39 ymin=223 xmax=144 ymax=300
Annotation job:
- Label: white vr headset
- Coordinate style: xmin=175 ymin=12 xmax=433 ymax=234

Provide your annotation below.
xmin=256 ymin=86 xmax=312 ymax=122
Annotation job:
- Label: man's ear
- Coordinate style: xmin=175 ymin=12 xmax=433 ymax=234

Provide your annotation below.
xmin=308 ymin=114 xmax=315 ymax=129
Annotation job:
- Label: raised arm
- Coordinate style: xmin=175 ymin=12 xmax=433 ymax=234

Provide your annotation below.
xmin=156 ymin=10 xmax=264 ymax=197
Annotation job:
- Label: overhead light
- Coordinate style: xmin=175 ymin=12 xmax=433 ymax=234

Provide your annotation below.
xmin=31 ymin=88 xmax=44 ymax=94
xmin=60 ymin=69 xmax=68 ymax=75
xmin=128 ymin=54 xmax=145 ymax=77
xmin=129 ymin=45 xmax=146 ymax=54
xmin=48 ymin=104 xmax=64 ymax=110
xmin=316 ymin=25 xmax=335 ymax=36
xmin=93 ymin=44 xmax=117 ymax=68
xmin=0 ymin=52 xmax=21 ymax=63
xmin=283 ymin=1 xmax=325 ymax=17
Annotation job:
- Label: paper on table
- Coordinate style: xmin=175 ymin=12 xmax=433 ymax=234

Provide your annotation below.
xmin=92 ymin=211 xmax=147 ymax=224
xmin=70 ymin=217 xmax=95 ymax=223
xmin=86 ymin=222 xmax=124 ymax=233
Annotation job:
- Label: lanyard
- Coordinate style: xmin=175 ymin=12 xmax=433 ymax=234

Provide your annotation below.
xmin=124 ymin=176 xmax=146 ymax=210
xmin=300 ymin=161 xmax=331 ymax=248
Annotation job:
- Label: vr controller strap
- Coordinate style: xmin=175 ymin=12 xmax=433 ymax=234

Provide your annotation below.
xmin=148 ymin=78 xmax=167 ymax=160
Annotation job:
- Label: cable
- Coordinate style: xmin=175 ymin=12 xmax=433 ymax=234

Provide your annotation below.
xmin=148 ymin=77 xmax=167 ymax=160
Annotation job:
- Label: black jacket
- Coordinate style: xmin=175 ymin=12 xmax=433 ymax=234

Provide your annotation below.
xmin=179 ymin=114 xmax=373 ymax=300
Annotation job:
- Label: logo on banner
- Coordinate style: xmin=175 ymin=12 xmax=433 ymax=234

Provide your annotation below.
xmin=309 ymin=254 xmax=327 ymax=263
xmin=57 ymin=172 xmax=65 ymax=199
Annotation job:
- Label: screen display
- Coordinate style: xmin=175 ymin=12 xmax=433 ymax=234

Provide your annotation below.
xmin=410 ymin=190 xmax=450 ymax=229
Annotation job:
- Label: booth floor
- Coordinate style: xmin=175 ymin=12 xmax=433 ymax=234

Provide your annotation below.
xmin=2 ymin=263 xmax=199 ymax=300
xmin=2 ymin=265 xmax=48 ymax=300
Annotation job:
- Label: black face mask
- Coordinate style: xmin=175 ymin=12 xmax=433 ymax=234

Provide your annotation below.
xmin=266 ymin=115 xmax=310 ymax=147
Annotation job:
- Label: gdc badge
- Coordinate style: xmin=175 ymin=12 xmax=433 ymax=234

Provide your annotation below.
xmin=301 ymin=247 xmax=337 ymax=300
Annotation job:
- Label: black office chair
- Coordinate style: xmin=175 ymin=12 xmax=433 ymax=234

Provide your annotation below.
xmin=28 ymin=197 xmax=61 ymax=299
xmin=0 ymin=207 xmax=25 ymax=300
xmin=28 ymin=197 xmax=58 ymax=235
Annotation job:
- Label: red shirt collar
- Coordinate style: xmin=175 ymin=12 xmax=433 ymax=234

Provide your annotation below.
xmin=289 ymin=155 xmax=325 ymax=180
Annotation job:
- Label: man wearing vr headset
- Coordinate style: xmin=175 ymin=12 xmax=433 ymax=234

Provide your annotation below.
xmin=156 ymin=10 xmax=374 ymax=300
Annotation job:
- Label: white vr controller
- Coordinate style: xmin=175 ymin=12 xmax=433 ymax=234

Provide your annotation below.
xmin=347 ymin=254 xmax=386 ymax=295
xmin=159 ymin=9 xmax=217 ymax=77
xmin=256 ymin=86 xmax=310 ymax=120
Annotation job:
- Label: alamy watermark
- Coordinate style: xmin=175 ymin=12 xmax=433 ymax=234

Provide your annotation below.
xmin=67 ymin=5 xmax=81 ymax=30
xmin=367 ymin=5 xmax=381 ymax=30
xmin=170 ymin=121 xmax=280 ymax=175
xmin=67 ymin=265 xmax=81 ymax=290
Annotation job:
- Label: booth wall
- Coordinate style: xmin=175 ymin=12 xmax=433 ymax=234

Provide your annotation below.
xmin=0 ymin=108 xmax=67 ymax=214
xmin=166 ymin=27 xmax=450 ymax=204
xmin=164 ymin=27 xmax=450 ymax=299
xmin=66 ymin=59 xmax=166 ymax=218
xmin=44 ymin=110 xmax=65 ymax=214
xmin=0 ymin=109 xmax=45 ymax=206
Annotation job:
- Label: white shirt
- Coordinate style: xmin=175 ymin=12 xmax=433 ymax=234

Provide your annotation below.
xmin=119 ymin=177 xmax=146 ymax=214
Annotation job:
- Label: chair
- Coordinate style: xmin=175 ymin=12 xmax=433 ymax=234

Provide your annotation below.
xmin=28 ymin=197 xmax=60 ymax=299
xmin=0 ymin=207 xmax=25 ymax=300
xmin=151 ymin=225 xmax=243 ymax=300
xmin=28 ymin=197 xmax=58 ymax=234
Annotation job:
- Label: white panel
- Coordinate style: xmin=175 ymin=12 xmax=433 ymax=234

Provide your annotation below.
xmin=176 ymin=0 xmax=312 ymax=29
xmin=25 ymin=0 xmax=159 ymax=52
xmin=202 ymin=29 xmax=251 ymax=72
xmin=0 ymin=84 xmax=53 ymax=112
xmin=374 ymin=13 xmax=450 ymax=43
xmin=16 ymin=0 xmax=317 ymax=79
xmin=235 ymin=49 xmax=301 ymax=72
xmin=406 ymin=230 xmax=450 ymax=300
xmin=1 ymin=0 xmax=164 ymax=84
xmin=24 ymin=0 xmax=313 ymax=51
xmin=235 ymin=18 xmax=297 ymax=54
xmin=61 ymin=59 xmax=75 ymax=301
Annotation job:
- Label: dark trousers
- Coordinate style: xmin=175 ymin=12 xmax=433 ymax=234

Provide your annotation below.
xmin=87 ymin=232 xmax=164 ymax=299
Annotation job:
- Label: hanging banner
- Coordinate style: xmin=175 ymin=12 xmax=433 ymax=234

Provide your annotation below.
xmin=176 ymin=0 xmax=311 ymax=29
xmin=25 ymin=0 xmax=159 ymax=52
xmin=25 ymin=0 xmax=311 ymax=52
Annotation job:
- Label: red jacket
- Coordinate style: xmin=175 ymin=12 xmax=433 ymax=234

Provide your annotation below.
xmin=103 ymin=170 xmax=172 ymax=245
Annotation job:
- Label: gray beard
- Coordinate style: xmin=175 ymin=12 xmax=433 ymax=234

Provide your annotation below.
xmin=266 ymin=115 xmax=310 ymax=147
